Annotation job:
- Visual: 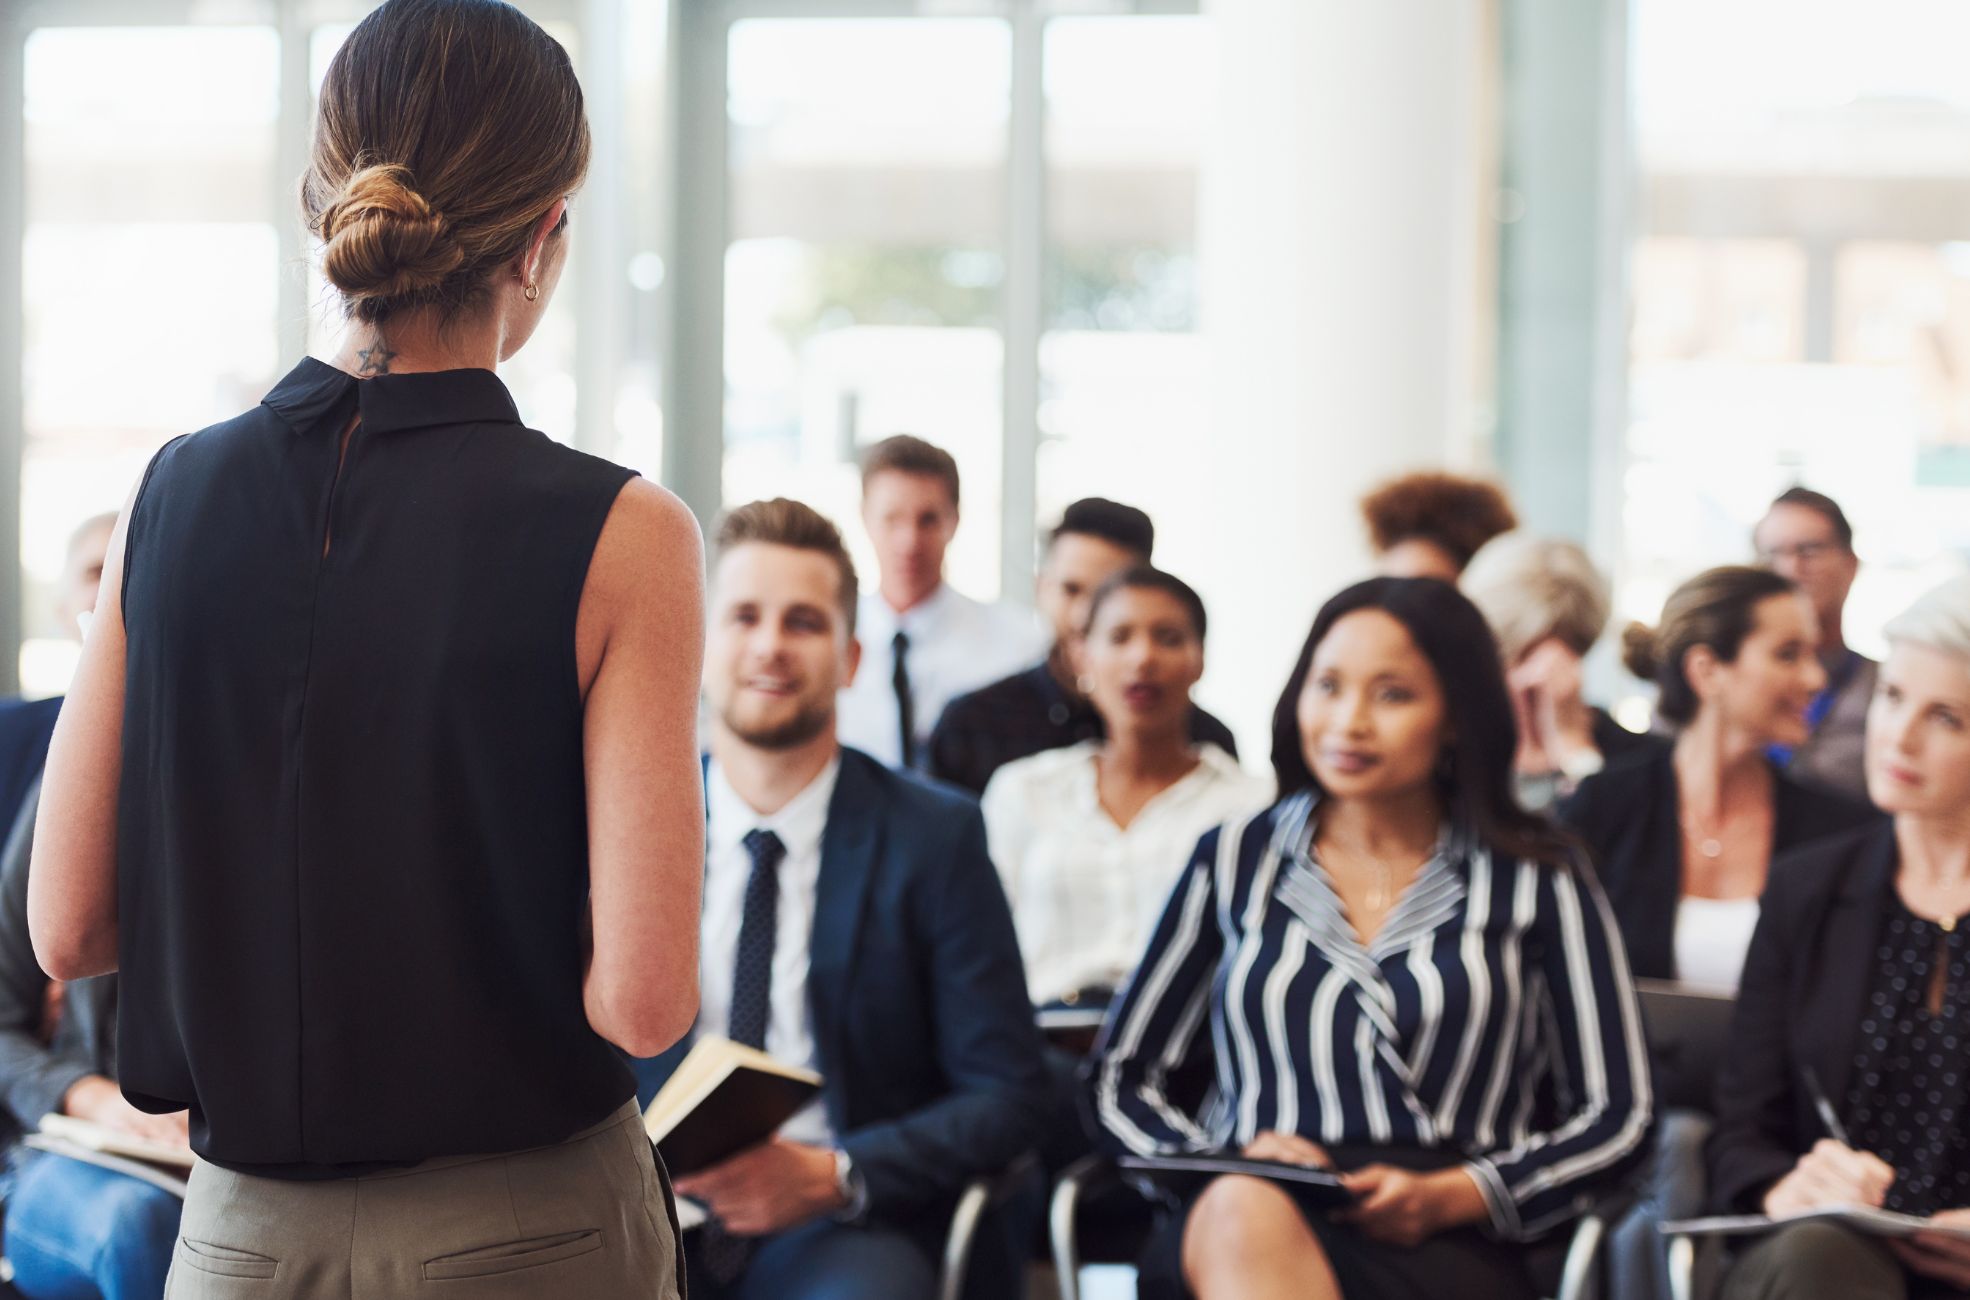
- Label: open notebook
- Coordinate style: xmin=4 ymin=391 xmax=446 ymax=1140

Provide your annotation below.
xmin=28 ymin=1113 xmax=194 ymax=1198
xmin=644 ymin=1036 xmax=822 ymax=1180
xmin=1663 ymin=1205 xmax=1970 ymax=1242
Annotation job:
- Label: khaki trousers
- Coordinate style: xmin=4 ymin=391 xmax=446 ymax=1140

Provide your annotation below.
xmin=164 ymin=1100 xmax=683 ymax=1299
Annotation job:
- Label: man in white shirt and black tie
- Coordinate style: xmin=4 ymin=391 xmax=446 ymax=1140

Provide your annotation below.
xmin=836 ymin=436 xmax=1044 ymax=770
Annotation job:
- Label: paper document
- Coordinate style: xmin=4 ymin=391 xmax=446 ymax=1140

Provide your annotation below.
xmin=1662 ymin=1205 xmax=1970 ymax=1242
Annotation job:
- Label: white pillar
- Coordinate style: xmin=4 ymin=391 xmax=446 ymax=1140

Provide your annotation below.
xmin=1171 ymin=0 xmax=1489 ymax=760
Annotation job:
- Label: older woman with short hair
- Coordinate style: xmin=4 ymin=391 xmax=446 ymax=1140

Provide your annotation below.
xmin=1709 ymin=574 xmax=1970 ymax=1300
xmin=1460 ymin=533 xmax=1657 ymax=810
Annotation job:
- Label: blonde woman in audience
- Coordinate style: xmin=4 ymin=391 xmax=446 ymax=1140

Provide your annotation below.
xmin=1460 ymin=532 xmax=1658 ymax=811
xmin=1708 ymin=574 xmax=1970 ymax=1299
xmin=1090 ymin=577 xmax=1650 ymax=1300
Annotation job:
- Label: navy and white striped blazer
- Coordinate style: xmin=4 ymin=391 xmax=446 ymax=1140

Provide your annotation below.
xmin=1088 ymin=791 xmax=1653 ymax=1240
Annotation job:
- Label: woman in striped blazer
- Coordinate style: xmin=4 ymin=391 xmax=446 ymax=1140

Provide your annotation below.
xmin=1087 ymin=577 xmax=1653 ymax=1300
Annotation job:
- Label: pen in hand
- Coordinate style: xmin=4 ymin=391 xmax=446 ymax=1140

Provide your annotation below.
xmin=1803 ymin=1065 xmax=1851 ymax=1145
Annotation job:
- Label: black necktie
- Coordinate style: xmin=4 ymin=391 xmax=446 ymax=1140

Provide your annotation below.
xmin=702 ymin=829 xmax=788 ymax=1283
xmin=728 ymin=829 xmax=785 ymax=1051
xmin=892 ymin=630 xmax=916 ymax=769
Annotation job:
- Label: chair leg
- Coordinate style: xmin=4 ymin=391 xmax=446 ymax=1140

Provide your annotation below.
xmin=1555 ymin=1213 xmax=1606 ymax=1300
xmin=1049 ymin=1170 xmax=1086 ymax=1300
xmin=1667 ymin=1233 xmax=1696 ymax=1300
xmin=937 ymin=1180 xmax=992 ymax=1300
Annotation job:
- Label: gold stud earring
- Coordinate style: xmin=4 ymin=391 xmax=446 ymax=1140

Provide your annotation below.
xmin=523 ymin=281 xmax=540 ymax=302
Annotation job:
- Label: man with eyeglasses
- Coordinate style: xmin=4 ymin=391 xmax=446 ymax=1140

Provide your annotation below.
xmin=1752 ymin=486 xmax=1875 ymax=801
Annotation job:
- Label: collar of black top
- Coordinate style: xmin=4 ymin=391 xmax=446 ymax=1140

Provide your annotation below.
xmin=262 ymin=357 xmax=524 ymax=437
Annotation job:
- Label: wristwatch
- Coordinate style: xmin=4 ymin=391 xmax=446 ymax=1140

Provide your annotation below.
xmin=832 ymin=1148 xmax=868 ymax=1222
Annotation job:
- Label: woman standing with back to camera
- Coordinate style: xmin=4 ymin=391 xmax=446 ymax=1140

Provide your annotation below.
xmin=25 ymin=2 xmax=704 ymax=1296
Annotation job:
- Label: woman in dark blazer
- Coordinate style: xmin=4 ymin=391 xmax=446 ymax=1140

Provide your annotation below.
xmin=1709 ymin=574 xmax=1970 ymax=1298
xmin=1561 ymin=566 xmax=1876 ymax=1300
xmin=1562 ymin=565 xmax=1876 ymax=990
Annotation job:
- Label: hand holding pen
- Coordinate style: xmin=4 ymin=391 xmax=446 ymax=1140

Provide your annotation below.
xmin=1763 ymin=1067 xmax=1896 ymax=1217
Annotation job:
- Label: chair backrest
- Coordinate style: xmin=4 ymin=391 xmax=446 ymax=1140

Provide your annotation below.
xmin=1636 ymin=979 xmax=1736 ymax=1113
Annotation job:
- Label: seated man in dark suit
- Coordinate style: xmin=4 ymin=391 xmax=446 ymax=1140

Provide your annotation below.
xmin=927 ymin=498 xmax=1237 ymax=794
xmin=631 ymin=497 xmax=1049 ymax=1300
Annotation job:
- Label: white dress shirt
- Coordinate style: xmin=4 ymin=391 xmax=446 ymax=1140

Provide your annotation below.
xmin=698 ymin=755 xmax=840 ymax=1147
xmin=836 ymin=583 xmax=1046 ymax=768
xmin=980 ymin=741 xmax=1273 ymax=1005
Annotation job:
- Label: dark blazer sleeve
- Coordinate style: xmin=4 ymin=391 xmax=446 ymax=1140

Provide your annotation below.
xmin=924 ymin=694 xmax=989 ymax=796
xmin=836 ymin=803 xmax=1049 ymax=1214
xmin=1557 ymin=753 xmax=1681 ymax=980
xmin=0 ymin=780 xmax=98 ymax=1131
xmin=1706 ymin=860 xmax=1816 ymax=1212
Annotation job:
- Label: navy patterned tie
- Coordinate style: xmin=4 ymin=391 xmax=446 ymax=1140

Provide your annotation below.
xmin=728 ymin=829 xmax=785 ymax=1051
xmin=697 ymin=827 xmax=788 ymax=1285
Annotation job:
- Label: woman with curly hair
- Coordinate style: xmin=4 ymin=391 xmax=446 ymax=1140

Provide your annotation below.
xmin=1359 ymin=472 xmax=1518 ymax=581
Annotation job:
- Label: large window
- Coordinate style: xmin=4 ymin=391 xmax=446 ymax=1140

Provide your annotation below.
xmin=6 ymin=0 xmax=665 ymax=694
xmin=679 ymin=0 xmax=1209 ymax=604
xmin=721 ymin=17 xmax=1011 ymax=598
xmin=1623 ymin=0 xmax=1970 ymax=667
xmin=21 ymin=25 xmax=281 ymax=694
xmin=1036 ymin=16 xmax=1213 ymax=557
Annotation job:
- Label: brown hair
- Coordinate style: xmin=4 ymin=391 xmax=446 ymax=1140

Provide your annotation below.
xmin=1620 ymin=565 xmax=1797 ymax=726
xmin=1758 ymin=486 xmax=1855 ymax=553
xmin=303 ymin=0 xmax=590 ymax=324
xmin=1360 ymin=471 xmax=1518 ymax=572
xmin=859 ymin=436 xmax=961 ymax=510
xmin=714 ymin=499 xmax=861 ymax=635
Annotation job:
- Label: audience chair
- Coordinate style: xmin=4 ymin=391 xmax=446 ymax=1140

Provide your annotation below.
xmin=1049 ymin=1153 xmax=1628 ymax=1300
xmin=938 ymin=1151 xmax=1041 ymax=1300
xmin=1665 ymin=1228 xmax=1722 ymax=1300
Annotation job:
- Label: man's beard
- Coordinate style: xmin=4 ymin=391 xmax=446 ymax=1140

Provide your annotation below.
xmin=723 ymin=696 xmax=834 ymax=751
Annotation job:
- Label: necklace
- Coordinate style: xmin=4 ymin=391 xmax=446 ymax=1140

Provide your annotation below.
xmin=1681 ymin=816 xmax=1723 ymax=860
xmin=1320 ymin=830 xmax=1425 ymax=912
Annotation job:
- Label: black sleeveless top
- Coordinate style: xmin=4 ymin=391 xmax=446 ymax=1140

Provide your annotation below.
xmin=115 ymin=358 xmax=639 ymax=1178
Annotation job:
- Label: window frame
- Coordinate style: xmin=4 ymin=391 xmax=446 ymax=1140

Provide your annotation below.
xmin=664 ymin=0 xmax=1201 ymax=606
xmin=0 ymin=0 xmax=620 ymax=692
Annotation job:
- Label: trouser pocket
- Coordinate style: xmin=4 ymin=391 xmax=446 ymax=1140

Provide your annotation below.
xmin=176 ymin=1238 xmax=280 ymax=1280
xmin=422 ymin=1229 xmax=603 ymax=1280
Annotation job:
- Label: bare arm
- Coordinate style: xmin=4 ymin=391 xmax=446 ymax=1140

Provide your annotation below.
xmin=29 ymin=491 xmax=137 ymax=982
xmin=577 ymin=478 xmax=705 ymax=1058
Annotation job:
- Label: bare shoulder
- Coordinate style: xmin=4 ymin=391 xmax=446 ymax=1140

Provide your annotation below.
xmin=598 ymin=478 xmax=701 ymax=557
xmin=587 ymin=479 xmax=704 ymax=600
xmin=577 ymin=480 xmax=704 ymax=689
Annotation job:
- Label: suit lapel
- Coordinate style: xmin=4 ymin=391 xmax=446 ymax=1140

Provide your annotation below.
xmin=1805 ymin=822 xmax=1899 ymax=1107
xmin=809 ymin=750 xmax=884 ymax=1129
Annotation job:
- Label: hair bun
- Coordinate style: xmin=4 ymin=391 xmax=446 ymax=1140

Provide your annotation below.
xmin=1620 ymin=620 xmax=1659 ymax=681
xmin=317 ymin=163 xmax=464 ymax=303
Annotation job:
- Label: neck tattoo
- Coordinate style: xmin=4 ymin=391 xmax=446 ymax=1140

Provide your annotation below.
xmin=356 ymin=342 xmax=398 ymax=376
